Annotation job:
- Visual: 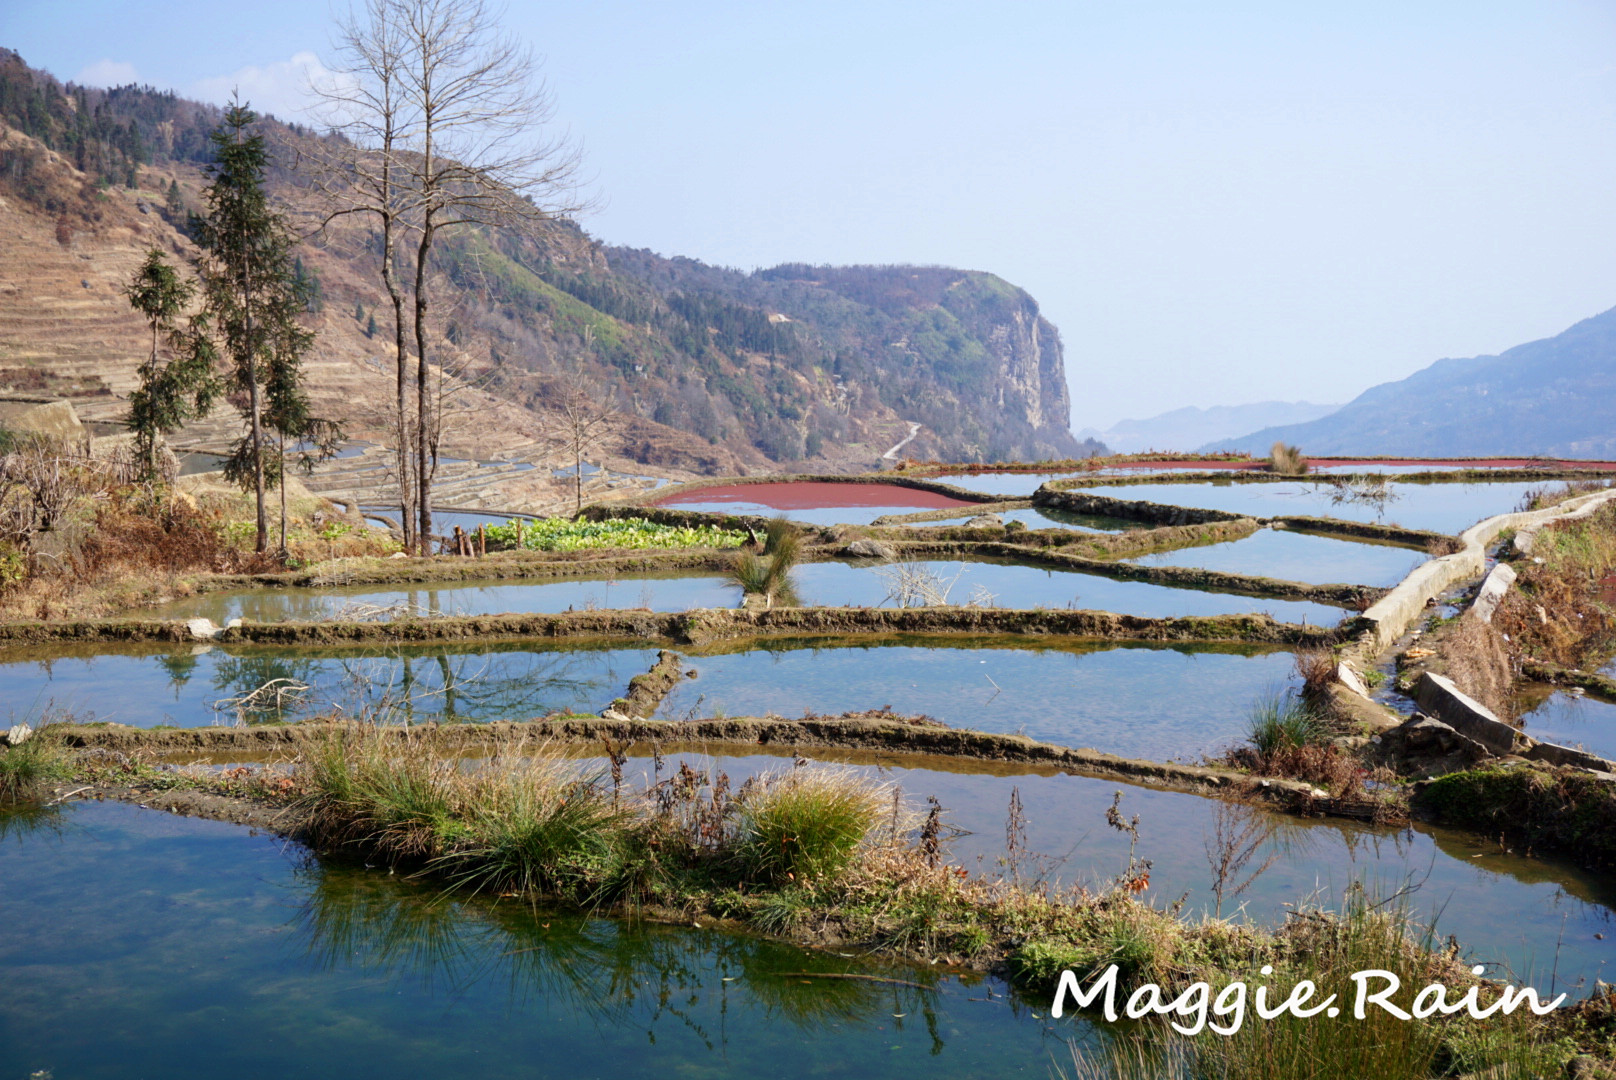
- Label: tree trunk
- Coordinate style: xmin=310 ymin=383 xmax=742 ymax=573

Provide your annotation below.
xmin=380 ymin=210 xmax=414 ymax=552
xmin=278 ymin=430 xmax=288 ymax=553
xmin=413 ymin=215 xmax=434 ymax=555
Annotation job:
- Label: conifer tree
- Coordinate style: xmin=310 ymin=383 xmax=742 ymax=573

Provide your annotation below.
xmin=192 ymin=98 xmax=317 ymax=554
xmin=123 ymin=249 xmax=219 ymax=479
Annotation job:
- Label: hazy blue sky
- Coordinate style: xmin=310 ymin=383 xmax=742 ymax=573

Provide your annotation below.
xmin=6 ymin=1 xmax=1616 ymax=430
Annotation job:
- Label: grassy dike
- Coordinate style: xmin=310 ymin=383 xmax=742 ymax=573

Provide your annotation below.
xmin=5 ymin=726 xmax=1615 ymax=1077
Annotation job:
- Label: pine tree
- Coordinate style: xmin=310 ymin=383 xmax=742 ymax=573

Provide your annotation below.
xmin=262 ymin=277 xmax=341 ymax=551
xmin=164 ymin=178 xmax=183 ymax=218
xmin=123 ymin=249 xmax=219 ymax=479
xmin=365 ymin=313 xmax=376 ymax=339
xmin=191 ymin=98 xmax=315 ymax=554
xmin=353 ymin=299 xmax=365 ymax=321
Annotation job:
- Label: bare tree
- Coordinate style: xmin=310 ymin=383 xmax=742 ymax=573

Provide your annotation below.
xmin=309 ymin=0 xmax=586 ymax=554
xmin=307 ymin=0 xmax=419 ymax=550
xmin=395 ymin=0 xmax=585 ymax=550
xmin=546 ymin=368 xmax=617 ymax=514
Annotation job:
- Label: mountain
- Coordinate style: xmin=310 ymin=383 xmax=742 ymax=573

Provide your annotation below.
xmin=0 ymin=49 xmax=1099 ymax=471
xmin=1075 ymin=401 xmax=1341 ymax=455
xmin=1209 ymin=307 xmax=1616 ymax=458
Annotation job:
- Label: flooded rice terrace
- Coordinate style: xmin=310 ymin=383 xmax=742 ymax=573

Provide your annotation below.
xmin=6 ymin=463 xmax=1616 ymax=1074
xmin=147 ymin=557 xmax=1349 ymax=625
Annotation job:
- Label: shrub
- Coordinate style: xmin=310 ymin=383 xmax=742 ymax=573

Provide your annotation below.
xmin=731 ymin=767 xmax=891 ymax=884
xmin=1268 ymin=441 xmax=1309 ymax=475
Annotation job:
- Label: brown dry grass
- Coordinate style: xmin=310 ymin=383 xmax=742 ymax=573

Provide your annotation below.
xmin=1494 ymin=505 xmax=1616 ymax=670
xmin=1433 ymin=612 xmax=1516 ymax=719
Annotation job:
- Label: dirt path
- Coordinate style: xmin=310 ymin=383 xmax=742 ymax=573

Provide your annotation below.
xmin=881 ymin=422 xmax=922 ymax=461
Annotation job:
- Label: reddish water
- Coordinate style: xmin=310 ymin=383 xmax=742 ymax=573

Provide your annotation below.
xmin=655 ymin=481 xmax=976 ymax=510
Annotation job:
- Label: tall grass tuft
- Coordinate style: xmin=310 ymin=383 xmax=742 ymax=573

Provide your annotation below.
xmin=729 ymin=515 xmax=802 ymax=606
xmin=1246 ymin=689 xmax=1329 ymax=755
xmin=1268 ymin=441 xmax=1309 ymax=475
xmin=732 ymin=767 xmax=891 ymax=883
xmin=443 ymin=756 xmax=635 ymax=899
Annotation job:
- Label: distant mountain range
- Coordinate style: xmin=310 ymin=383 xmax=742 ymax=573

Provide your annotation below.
xmin=1207 ymin=306 xmax=1616 ymax=458
xmin=1076 ymin=401 xmax=1341 ymax=455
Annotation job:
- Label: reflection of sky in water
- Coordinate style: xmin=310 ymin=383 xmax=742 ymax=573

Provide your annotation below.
xmin=1076 ymin=480 xmax=1550 ymax=534
xmin=1129 ymin=528 xmax=1428 ymax=587
xmin=791 ymin=561 xmax=1346 ymax=625
xmin=0 ymin=800 xmax=1075 ymax=1078
xmin=0 ymin=644 xmax=654 ymax=728
xmin=144 ymin=561 xmax=1342 ymax=625
xmin=659 ymin=641 xmax=1298 ymax=761
xmin=1517 ymin=690 xmax=1616 ymax=762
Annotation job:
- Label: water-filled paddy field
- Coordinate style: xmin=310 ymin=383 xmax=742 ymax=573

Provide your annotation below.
xmin=1514 ymin=686 xmax=1616 ymax=762
xmin=654 ymin=481 xmax=980 ymax=525
xmin=144 ymin=558 xmax=1348 ymax=625
xmin=655 ymin=639 xmax=1298 ymax=761
xmin=1073 ymin=479 xmax=1557 ymax=534
xmin=1126 ymin=527 xmax=1428 ymax=587
xmin=0 ymin=800 xmax=1079 ymax=1078
xmin=10 ymin=462 xmax=1616 ymax=1072
xmin=0 ymin=642 xmax=658 ymax=727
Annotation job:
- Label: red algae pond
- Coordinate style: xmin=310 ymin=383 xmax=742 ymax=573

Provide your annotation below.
xmin=653 ymin=481 xmax=979 ymax=524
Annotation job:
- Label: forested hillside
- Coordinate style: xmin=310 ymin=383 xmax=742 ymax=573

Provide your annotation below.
xmin=0 ymin=49 xmax=1096 ymax=470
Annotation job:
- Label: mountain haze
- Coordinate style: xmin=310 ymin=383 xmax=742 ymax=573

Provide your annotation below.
xmin=1209 ymin=307 xmax=1616 ymax=458
xmin=1077 ymin=401 xmax=1340 ymax=454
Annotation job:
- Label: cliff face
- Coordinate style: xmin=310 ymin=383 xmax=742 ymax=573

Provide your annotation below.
xmin=0 ymin=50 xmax=1098 ymax=469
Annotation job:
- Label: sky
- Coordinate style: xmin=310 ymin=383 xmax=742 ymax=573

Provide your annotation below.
xmin=6 ymin=0 xmax=1616 ymax=432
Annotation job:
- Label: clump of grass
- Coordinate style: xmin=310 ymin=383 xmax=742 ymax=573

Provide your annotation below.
xmin=1246 ymin=689 xmax=1329 ymax=755
xmin=1227 ymin=689 xmax=1362 ymax=794
xmin=1268 ymin=441 xmax=1309 ymax=475
xmin=0 ymin=726 xmax=72 ymax=801
xmin=441 ymin=757 xmax=635 ymax=899
xmin=731 ymin=766 xmax=892 ymax=884
xmin=729 ymin=515 xmax=801 ymax=606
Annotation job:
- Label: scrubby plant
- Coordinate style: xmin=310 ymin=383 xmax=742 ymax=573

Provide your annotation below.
xmin=1268 ymin=441 xmax=1309 ymax=476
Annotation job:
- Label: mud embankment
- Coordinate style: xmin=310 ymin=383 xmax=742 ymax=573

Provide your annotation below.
xmin=874 ymin=539 xmax=1375 ymax=607
xmin=1033 ymin=488 xmax=1248 ymax=526
xmin=49 ymin=714 xmax=1364 ymax=817
xmin=608 ymin=649 xmax=688 ymax=718
xmin=0 ymin=603 xmax=1345 ymax=650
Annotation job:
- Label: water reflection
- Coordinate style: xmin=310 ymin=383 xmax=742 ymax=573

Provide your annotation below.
xmin=0 ymin=801 xmax=1082 ymax=1078
xmin=0 ymin=641 xmax=656 ymax=728
xmin=294 ymin=860 xmax=965 ymax=1043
